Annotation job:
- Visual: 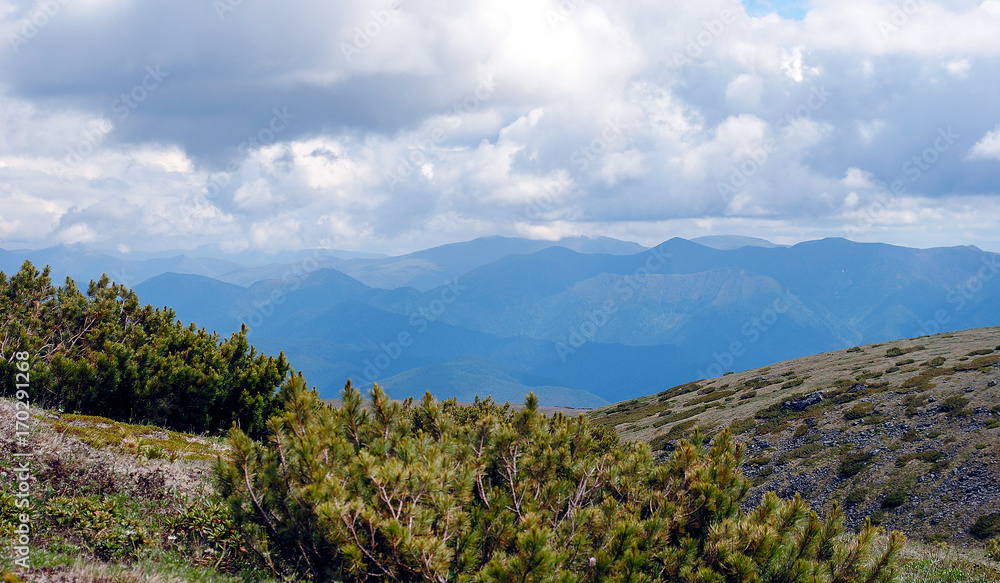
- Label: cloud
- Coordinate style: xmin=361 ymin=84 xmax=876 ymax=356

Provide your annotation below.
xmin=0 ymin=0 xmax=999 ymax=254
xmin=967 ymin=124 xmax=1000 ymax=161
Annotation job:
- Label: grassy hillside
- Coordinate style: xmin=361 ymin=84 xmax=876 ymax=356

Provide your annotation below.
xmin=590 ymin=325 xmax=1000 ymax=549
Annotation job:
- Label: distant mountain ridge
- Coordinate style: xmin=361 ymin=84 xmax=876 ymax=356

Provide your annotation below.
xmin=5 ymin=236 xmax=1000 ymax=407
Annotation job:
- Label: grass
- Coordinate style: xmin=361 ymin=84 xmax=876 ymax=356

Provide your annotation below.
xmin=898 ymin=540 xmax=1000 ymax=583
xmin=0 ymin=398 xmax=265 ymax=583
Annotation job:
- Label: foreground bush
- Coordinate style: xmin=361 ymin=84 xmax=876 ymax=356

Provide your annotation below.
xmin=0 ymin=261 xmax=289 ymax=437
xmin=218 ymin=378 xmax=904 ymax=582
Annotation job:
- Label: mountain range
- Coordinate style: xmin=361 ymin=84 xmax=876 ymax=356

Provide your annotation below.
xmin=4 ymin=235 xmax=999 ymax=407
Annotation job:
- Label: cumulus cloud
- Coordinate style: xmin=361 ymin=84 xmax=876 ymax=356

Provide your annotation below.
xmin=0 ymin=0 xmax=999 ymax=254
xmin=967 ymin=124 xmax=1000 ymax=161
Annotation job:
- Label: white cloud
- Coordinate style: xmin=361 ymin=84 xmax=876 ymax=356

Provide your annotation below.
xmin=0 ymin=0 xmax=999 ymax=254
xmin=945 ymin=58 xmax=971 ymax=78
xmin=856 ymin=118 xmax=886 ymax=146
xmin=725 ymin=74 xmax=764 ymax=108
xmin=967 ymin=124 xmax=1000 ymax=161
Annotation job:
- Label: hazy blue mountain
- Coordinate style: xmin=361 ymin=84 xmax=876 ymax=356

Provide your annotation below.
xmin=135 ymin=273 xmax=250 ymax=334
xmin=329 ymin=236 xmax=648 ymax=290
xmin=378 ymin=354 xmax=608 ymax=408
xmin=691 ymin=235 xmax=783 ymax=250
xmin=15 ymin=237 xmax=1000 ymax=406
xmin=0 ymin=245 xmax=243 ymax=287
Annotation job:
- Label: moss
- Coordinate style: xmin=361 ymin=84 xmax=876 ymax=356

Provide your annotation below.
xmin=46 ymin=414 xmax=220 ymax=461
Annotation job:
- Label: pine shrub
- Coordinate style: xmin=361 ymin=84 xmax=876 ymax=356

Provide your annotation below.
xmin=217 ymin=379 xmax=905 ymax=582
xmin=0 ymin=261 xmax=289 ymax=437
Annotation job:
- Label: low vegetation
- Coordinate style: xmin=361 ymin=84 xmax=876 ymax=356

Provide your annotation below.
xmin=0 ymin=261 xmax=290 ymax=438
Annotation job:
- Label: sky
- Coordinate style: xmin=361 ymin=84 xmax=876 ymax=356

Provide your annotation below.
xmin=1 ymin=0 xmax=1000 ymax=256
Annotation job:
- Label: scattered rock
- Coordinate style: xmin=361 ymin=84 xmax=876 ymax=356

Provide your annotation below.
xmin=928 ymin=396 xmax=937 ymax=402
xmin=782 ymin=392 xmax=825 ymax=411
xmin=850 ymin=383 xmax=868 ymax=393
xmin=988 ymin=380 xmax=998 ymax=387
xmin=964 ymin=386 xmax=976 ymax=393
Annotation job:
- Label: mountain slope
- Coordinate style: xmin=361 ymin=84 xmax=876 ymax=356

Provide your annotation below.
xmin=590 ymin=325 xmax=1000 ymax=545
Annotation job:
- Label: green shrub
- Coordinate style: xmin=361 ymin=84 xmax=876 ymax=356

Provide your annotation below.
xmin=845 ymin=489 xmax=868 ymax=504
xmin=844 ymin=402 xmax=874 ymax=420
xmin=166 ymin=499 xmax=248 ymax=572
xmin=218 ymin=380 xmax=906 ymax=582
xmin=0 ymin=261 xmax=290 ymax=438
xmin=967 ymin=348 xmax=994 ymax=356
xmin=925 ymin=356 xmax=946 ymax=367
xmin=846 ymin=346 xmax=862 ymax=353
xmin=840 ymin=451 xmax=875 ymax=477
xmin=729 ymin=418 xmax=755 ymax=434
xmin=986 ymin=536 xmax=1000 ymax=561
xmin=985 ymin=419 xmax=1000 ymax=429
xmin=940 ymin=395 xmax=970 ymax=415
xmin=953 ymin=355 xmax=1000 ymax=371
xmin=895 ymin=359 xmax=915 ymax=366
xmin=777 ymin=442 xmax=824 ymax=464
xmin=686 ymin=390 xmax=737 ymax=406
xmin=793 ymin=424 xmax=808 ymax=438
xmin=886 ymin=345 xmax=925 ymax=358
xmin=45 ymin=496 xmax=150 ymax=560
xmin=971 ymin=513 xmax=1000 ymax=540
xmin=917 ymin=450 xmax=944 ymax=463
xmin=881 ymin=488 xmax=906 ymax=509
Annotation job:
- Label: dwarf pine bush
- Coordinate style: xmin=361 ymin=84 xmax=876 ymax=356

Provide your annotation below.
xmin=217 ymin=377 xmax=905 ymax=582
